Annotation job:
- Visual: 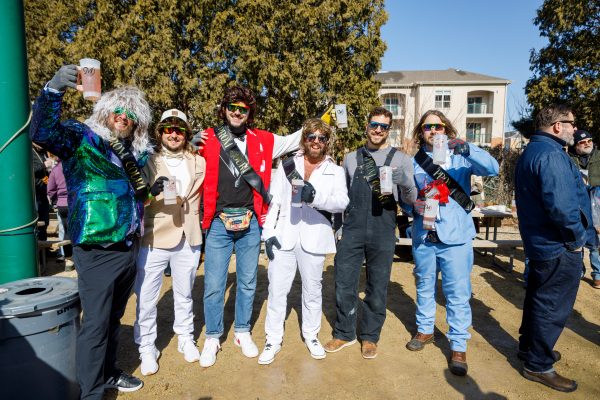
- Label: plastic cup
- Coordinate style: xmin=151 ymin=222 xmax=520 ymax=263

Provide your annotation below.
xmin=78 ymin=58 xmax=101 ymax=101
xmin=432 ymin=134 xmax=448 ymax=165
xmin=379 ymin=166 xmax=393 ymax=195
xmin=423 ymin=198 xmax=439 ymax=230
xmin=163 ymin=176 xmax=178 ymax=205
xmin=291 ymin=179 xmax=304 ymax=207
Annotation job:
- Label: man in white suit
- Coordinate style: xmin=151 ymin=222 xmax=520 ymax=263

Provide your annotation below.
xmin=258 ymin=118 xmax=349 ymax=364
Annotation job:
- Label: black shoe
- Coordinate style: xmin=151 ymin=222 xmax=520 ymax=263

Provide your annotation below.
xmin=164 ymin=266 xmax=172 ymax=277
xmin=104 ymin=370 xmax=143 ymax=393
xmin=517 ymin=350 xmax=562 ymax=362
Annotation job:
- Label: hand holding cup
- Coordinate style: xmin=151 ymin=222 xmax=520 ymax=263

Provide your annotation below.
xmin=48 ymin=65 xmax=78 ymax=92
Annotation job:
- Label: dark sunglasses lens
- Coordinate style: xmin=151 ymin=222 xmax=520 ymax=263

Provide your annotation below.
xmin=307 ymin=134 xmax=327 ymax=143
xmin=369 ymin=122 xmax=389 ymax=130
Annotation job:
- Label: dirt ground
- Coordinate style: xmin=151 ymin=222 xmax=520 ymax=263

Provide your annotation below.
xmin=48 ymin=223 xmax=600 ymax=400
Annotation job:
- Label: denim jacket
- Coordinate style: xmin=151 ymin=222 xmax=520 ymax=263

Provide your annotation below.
xmin=515 ymin=131 xmax=593 ymax=261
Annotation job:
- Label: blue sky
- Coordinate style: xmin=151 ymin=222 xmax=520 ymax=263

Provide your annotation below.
xmin=380 ymin=0 xmax=547 ymax=131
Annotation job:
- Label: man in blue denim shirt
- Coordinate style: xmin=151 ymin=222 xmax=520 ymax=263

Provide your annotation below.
xmin=515 ymin=104 xmax=592 ymax=393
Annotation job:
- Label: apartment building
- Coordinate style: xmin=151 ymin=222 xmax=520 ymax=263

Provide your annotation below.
xmin=376 ymin=69 xmax=510 ymax=149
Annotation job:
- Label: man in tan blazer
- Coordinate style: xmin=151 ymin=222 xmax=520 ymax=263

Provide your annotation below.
xmin=133 ymin=109 xmax=206 ymax=376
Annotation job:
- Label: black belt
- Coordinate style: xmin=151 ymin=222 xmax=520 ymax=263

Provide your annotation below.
xmin=425 ymin=231 xmax=441 ymax=243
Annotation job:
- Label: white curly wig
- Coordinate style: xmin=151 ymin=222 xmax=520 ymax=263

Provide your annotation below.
xmin=84 ymin=85 xmax=153 ymax=156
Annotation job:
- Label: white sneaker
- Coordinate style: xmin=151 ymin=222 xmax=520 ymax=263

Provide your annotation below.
xmin=139 ymin=347 xmax=160 ymax=376
xmin=305 ymin=338 xmax=326 ymax=360
xmin=199 ymin=338 xmax=221 ymax=368
xmin=258 ymin=343 xmax=281 ymax=365
xmin=234 ymin=332 xmax=259 ymax=358
xmin=178 ymin=336 xmax=200 ymax=363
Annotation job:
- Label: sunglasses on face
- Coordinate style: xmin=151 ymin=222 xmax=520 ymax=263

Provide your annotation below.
xmin=577 ymin=139 xmax=592 ymax=145
xmin=162 ymin=126 xmax=187 ymax=136
xmin=113 ymin=107 xmax=139 ymax=122
xmin=553 ymin=120 xmax=576 ymax=127
xmin=226 ymin=103 xmax=250 ymax=115
xmin=368 ymin=121 xmax=390 ymax=131
xmin=306 ymin=134 xmax=328 ymax=144
xmin=422 ymin=123 xmax=446 ymax=132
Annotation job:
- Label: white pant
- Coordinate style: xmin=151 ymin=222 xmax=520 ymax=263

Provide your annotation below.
xmin=134 ymin=235 xmax=200 ymax=353
xmin=265 ymin=238 xmax=325 ymax=345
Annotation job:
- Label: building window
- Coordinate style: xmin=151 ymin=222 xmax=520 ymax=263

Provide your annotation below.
xmin=466 ymin=122 xmax=491 ymax=143
xmin=435 ymin=90 xmax=451 ymax=108
xmin=468 ymin=97 xmax=486 ymax=114
xmin=383 ymin=95 xmax=400 ymax=117
xmin=466 ymin=123 xmax=482 ymax=142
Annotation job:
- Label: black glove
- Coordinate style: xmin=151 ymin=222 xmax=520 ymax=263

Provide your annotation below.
xmin=265 ymin=237 xmax=281 ymax=261
xmin=48 ymin=65 xmax=78 ymax=92
xmin=301 ymin=181 xmax=316 ymax=203
xmin=190 ymin=130 xmax=207 ymax=151
xmin=150 ymin=176 xmax=169 ymax=196
xmin=448 ymin=138 xmax=470 ymax=157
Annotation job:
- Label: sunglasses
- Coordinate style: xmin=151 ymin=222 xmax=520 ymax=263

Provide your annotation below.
xmin=422 ymin=123 xmax=446 ymax=132
xmin=306 ymin=134 xmax=328 ymax=144
xmin=577 ymin=139 xmax=592 ymax=145
xmin=226 ymin=103 xmax=250 ymax=115
xmin=368 ymin=121 xmax=390 ymax=131
xmin=554 ymin=120 xmax=576 ymax=127
xmin=162 ymin=126 xmax=187 ymax=136
xmin=113 ymin=107 xmax=139 ymax=122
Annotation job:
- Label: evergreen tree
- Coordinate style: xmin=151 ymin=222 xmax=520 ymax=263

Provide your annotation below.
xmin=526 ymin=0 xmax=600 ymax=133
xmin=24 ymin=0 xmax=387 ymax=156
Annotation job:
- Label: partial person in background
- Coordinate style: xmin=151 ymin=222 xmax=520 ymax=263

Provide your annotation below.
xmin=568 ymin=129 xmax=600 ymax=289
xmin=47 ymin=159 xmax=73 ymax=270
xmin=32 ymin=143 xmax=50 ymax=241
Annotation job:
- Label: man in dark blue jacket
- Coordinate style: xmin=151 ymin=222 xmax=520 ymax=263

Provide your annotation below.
xmin=515 ymin=104 xmax=591 ymax=393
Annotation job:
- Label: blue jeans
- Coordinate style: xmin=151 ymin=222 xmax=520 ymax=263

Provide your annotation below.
xmin=519 ymin=250 xmax=582 ymax=372
xmin=203 ymin=216 xmax=261 ymax=338
xmin=413 ymin=240 xmax=473 ymax=352
xmin=586 ymin=247 xmax=600 ymax=280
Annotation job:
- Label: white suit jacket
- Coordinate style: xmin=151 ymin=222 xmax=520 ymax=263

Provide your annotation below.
xmin=263 ymin=154 xmax=349 ymax=254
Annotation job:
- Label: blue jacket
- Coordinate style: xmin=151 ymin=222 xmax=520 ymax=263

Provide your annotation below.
xmin=412 ymin=144 xmax=499 ymax=245
xmin=515 ymin=132 xmax=593 ymax=261
xmin=30 ymin=89 xmax=148 ymax=245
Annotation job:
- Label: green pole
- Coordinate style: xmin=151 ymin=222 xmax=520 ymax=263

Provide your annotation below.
xmin=0 ymin=0 xmax=38 ymax=283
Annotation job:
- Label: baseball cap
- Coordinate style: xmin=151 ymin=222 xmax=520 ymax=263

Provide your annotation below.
xmin=160 ymin=109 xmax=188 ymax=123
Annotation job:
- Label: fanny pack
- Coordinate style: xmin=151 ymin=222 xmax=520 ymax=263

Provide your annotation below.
xmin=219 ymin=207 xmax=253 ymax=231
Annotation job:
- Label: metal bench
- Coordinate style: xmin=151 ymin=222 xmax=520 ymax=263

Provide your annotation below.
xmin=37 ymin=239 xmax=71 ymax=275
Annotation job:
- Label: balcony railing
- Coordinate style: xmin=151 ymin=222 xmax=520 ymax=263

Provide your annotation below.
xmin=467 ymin=103 xmax=488 ymax=114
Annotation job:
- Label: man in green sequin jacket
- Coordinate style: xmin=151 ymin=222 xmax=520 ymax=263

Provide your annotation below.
xmin=30 ymin=65 xmax=154 ymax=399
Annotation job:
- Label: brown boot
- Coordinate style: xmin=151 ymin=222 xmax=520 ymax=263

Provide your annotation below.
xmin=449 ymin=351 xmax=468 ymax=376
xmin=406 ymin=332 xmax=434 ymax=351
xmin=361 ymin=341 xmax=377 ymax=359
xmin=323 ymin=338 xmax=357 ymax=353
xmin=522 ymin=369 xmax=577 ymax=392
